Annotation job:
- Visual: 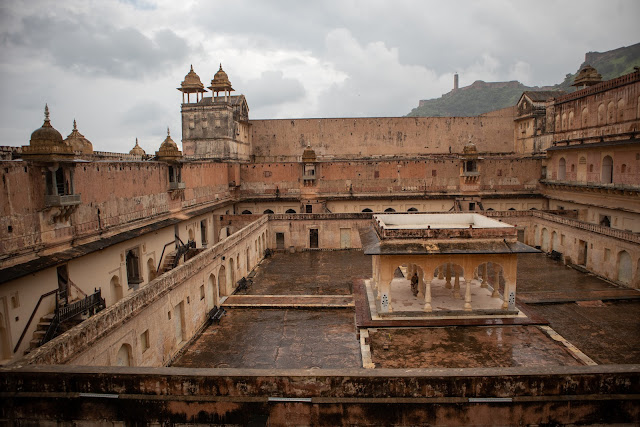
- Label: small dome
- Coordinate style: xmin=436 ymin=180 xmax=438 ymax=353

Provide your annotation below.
xmin=64 ymin=119 xmax=93 ymax=154
xmin=208 ymin=63 xmax=234 ymax=93
xmin=129 ymin=138 xmax=146 ymax=156
xmin=302 ymin=144 xmax=316 ymax=162
xmin=30 ymin=104 xmax=64 ymax=148
xmin=178 ymin=65 xmax=206 ymax=93
xmin=463 ymin=138 xmax=478 ymax=155
xmin=156 ymin=127 xmax=182 ymax=161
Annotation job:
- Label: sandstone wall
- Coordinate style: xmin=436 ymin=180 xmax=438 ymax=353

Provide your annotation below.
xmin=250 ymin=116 xmax=515 ymax=161
xmin=0 ymin=161 xmax=233 ymax=269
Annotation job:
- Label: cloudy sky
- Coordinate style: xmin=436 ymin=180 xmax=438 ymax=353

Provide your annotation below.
xmin=1 ymin=0 xmax=639 ymax=154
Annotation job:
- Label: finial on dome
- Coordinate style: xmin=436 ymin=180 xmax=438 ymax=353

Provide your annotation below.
xmin=136 ymin=137 xmax=139 ymax=145
xmin=44 ymin=104 xmax=50 ymax=122
xmin=167 ymin=127 xmax=170 ymax=137
xmin=219 ymin=63 xmax=223 ymax=70
xmin=190 ymin=64 xmax=194 ymax=71
xmin=73 ymin=119 xmax=77 ymax=131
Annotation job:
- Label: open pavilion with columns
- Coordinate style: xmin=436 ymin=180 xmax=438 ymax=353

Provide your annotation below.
xmin=362 ymin=213 xmax=539 ymax=316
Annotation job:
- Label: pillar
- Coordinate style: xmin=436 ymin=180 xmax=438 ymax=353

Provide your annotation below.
xmin=445 ymin=264 xmax=452 ymax=289
xmin=453 ymin=266 xmax=461 ymax=299
xmin=438 ymin=267 xmax=444 ymax=280
xmin=492 ymin=268 xmax=501 ymax=298
xmin=464 ymin=271 xmax=473 ymax=311
xmin=424 ymin=278 xmax=432 ymax=312
xmin=417 ymin=270 xmax=424 ymax=299
xmin=481 ymin=263 xmax=489 ymax=288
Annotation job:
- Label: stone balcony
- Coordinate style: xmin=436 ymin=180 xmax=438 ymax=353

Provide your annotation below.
xmin=44 ymin=193 xmax=81 ymax=208
xmin=169 ymin=181 xmax=186 ymax=191
xmin=540 ymin=179 xmax=640 ymax=195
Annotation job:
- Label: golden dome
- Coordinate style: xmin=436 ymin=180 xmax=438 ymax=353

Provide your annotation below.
xmin=208 ymin=63 xmax=234 ymax=93
xmin=177 ymin=65 xmax=206 ymax=93
xmin=156 ymin=128 xmax=182 ymax=161
xmin=30 ymin=104 xmax=64 ymax=148
xmin=462 ymin=138 xmax=478 ymax=156
xmin=129 ymin=138 xmax=146 ymax=156
xmin=302 ymin=144 xmax=316 ymax=162
xmin=64 ymin=119 xmax=93 ymax=154
xmin=572 ymin=65 xmax=602 ymax=87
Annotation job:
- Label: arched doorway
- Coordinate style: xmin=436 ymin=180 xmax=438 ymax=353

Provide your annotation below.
xmin=218 ymin=265 xmax=227 ymax=297
xmin=558 ymin=158 xmax=566 ymax=180
xmin=116 ymin=343 xmax=132 ymax=366
xmin=617 ymin=251 xmax=632 ymax=285
xmin=207 ymin=273 xmax=217 ymax=309
xmin=110 ymin=275 xmax=123 ymax=304
xmin=147 ymin=258 xmax=156 ymax=282
xmin=229 ymin=258 xmax=235 ymax=289
xmin=533 ymin=225 xmax=540 ymax=247
xmin=263 ymin=209 xmax=274 ymax=214
xmin=362 ymin=208 xmax=373 ymax=213
xmin=407 ymin=207 xmax=418 ymax=212
xmin=285 ymin=209 xmax=296 ymax=213
xmin=541 ymin=228 xmax=550 ymax=252
xmin=188 ymin=228 xmax=195 ymax=242
xmin=602 ymin=155 xmax=613 ymax=184
xmin=551 ymin=231 xmax=559 ymax=252
xmin=384 ymin=208 xmax=396 ymax=213
xmin=241 ymin=210 xmax=252 ymax=214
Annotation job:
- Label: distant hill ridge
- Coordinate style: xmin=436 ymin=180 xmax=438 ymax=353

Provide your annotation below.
xmin=407 ymin=42 xmax=640 ymax=117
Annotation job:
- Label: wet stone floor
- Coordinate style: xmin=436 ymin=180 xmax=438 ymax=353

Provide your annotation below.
xmin=172 ymin=251 xmax=640 ymax=369
xmin=367 ymin=326 xmax=581 ymax=368
xmin=172 ymin=308 xmax=360 ymax=369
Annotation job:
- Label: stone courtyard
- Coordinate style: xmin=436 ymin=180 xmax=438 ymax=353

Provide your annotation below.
xmin=172 ymin=250 xmax=640 ymax=369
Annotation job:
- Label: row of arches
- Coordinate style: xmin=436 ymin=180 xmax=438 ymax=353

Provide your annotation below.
xmin=362 ymin=207 xmax=419 ymax=213
xmin=556 ymin=96 xmax=636 ymax=131
xmin=533 ymin=225 xmax=636 ymax=286
xmin=112 ymin=226 xmax=270 ymax=367
xmin=242 ymin=209 xmax=296 ymax=214
xmin=557 ymin=155 xmax=615 ymax=184
xmin=373 ymin=256 xmax=516 ymax=314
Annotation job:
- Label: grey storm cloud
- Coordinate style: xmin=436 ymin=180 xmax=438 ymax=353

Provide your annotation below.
xmin=5 ymin=13 xmax=190 ymax=79
xmin=241 ymin=71 xmax=306 ymax=110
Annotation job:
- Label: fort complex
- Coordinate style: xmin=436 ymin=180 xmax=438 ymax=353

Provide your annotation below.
xmin=0 ymin=64 xmax=639 ymax=425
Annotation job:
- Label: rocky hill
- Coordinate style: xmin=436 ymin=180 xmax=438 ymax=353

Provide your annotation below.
xmin=407 ymin=42 xmax=640 ymax=117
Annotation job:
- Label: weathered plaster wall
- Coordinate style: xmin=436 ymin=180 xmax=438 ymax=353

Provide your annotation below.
xmin=0 ymin=161 xmax=233 ymax=269
xmin=250 ymin=116 xmax=515 ymax=161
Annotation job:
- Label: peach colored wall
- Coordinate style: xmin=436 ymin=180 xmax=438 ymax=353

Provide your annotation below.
xmin=250 ymin=116 xmax=515 ymax=161
xmin=546 ymin=145 xmax=640 ymax=185
xmin=0 ymin=161 xmax=233 ymax=269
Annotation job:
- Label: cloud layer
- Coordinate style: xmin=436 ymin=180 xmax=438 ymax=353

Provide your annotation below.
xmin=0 ymin=0 xmax=639 ymax=153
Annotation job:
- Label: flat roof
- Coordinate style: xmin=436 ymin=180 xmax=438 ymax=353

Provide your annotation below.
xmin=375 ymin=213 xmax=513 ymax=230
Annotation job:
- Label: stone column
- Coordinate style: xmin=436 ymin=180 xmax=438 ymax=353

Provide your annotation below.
xmin=417 ymin=270 xmax=424 ymax=299
xmin=481 ymin=263 xmax=489 ymax=288
xmin=453 ymin=266 xmax=461 ymax=299
xmin=464 ymin=271 xmax=473 ymax=311
xmin=492 ymin=269 xmax=501 ymax=298
xmin=445 ymin=264 xmax=452 ymax=289
xmin=438 ymin=266 xmax=444 ymax=280
xmin=424 ymin=278 xmax=432 ymax=312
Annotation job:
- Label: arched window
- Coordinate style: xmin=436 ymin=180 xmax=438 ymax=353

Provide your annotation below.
xmin=263 ymin=209 xmax=274 ymax=214
xmin=362 ymin=208 xmax=373 ymax=213
xmin=110 ymin=275 xmax=123 ymax=304
xmin=570 ymin=164 xmax=575 ymax=173
xmin=561 ymin=113 xmax=567 ymax=130
xmin=508 ymin=208 xmax=516 ymax=211
xmin=558 ymin=158 xmax=566 ymax=180
xmin=407 ymin=207 xmax=418 ymax=212
xmin=618 ymin=98 xmax=625 ymax=121
xmin=218 ymin=265 xmax=227 ymax=296
xmin=597 ymin=103 xmax=605 ymax=125
xmin=116 ymin=343 xmax=132 ymax=367
xmin=607 ymin=101 xmax=615 ymax=124
xmin=384 ymin=208 xmax=396 ymax=213
xmin=568 ymin=111 xmax=574 ymax=128
xmin=589 ymin=164 xmax=594 ymax=173
xmin=601 ymin=155 xmax=613 ymax=184
xmin=285 ymin=209 xmax=296 ymax=214
xmin=241 ymin=210 xmax=252 ymax=215
xmin=582 ymin=107 xmax=589 ymax=127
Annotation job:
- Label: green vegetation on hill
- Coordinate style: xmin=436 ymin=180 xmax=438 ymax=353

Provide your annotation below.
xmin=408 ymin=42 xmax=640 ymax=117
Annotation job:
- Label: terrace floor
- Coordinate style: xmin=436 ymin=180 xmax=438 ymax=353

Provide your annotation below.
xmin=171 ymin=251 xmax=640 ymax=369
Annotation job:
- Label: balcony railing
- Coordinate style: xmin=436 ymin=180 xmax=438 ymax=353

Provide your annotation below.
xmin=45 ymin=193 xmax=81 ymax=207
xmin=169 ymin=181 xmax=186 ymax=190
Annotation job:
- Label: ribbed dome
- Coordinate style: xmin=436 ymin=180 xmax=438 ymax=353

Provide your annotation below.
xmin=30 ymin=104 xmax=64 ymax=148
xmin=302 ymin=144 xmax=316 ymax=162
xmin=129 ymin=138 xmax=146 ymax=156
xmin=156 ymin=128 xmax=182 ymax=161
xmin=463 ymin=139 xmax=478 ymax=155
xmin=178 ymin=65 xmax=206 ymax=93
xmin=208 ymin=63 xmax=234 ymax=92
xmin=64 ymin=119 xmax=93 ymax=154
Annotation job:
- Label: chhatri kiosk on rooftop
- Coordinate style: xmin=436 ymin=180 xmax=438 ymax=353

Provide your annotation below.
xmin=363 ymin=213 xmax=538 ymax=316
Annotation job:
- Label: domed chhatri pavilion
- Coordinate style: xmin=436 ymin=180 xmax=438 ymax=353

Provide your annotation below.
xmin=177 ymin=65 xmax=207 ymax=104
xmin=64 ymin=120 xmax=93 ymax=155
xmin=129 ymin=138 xmax=145 ymax=156
xmin=208 ymin=63 xmax=234 ymax=101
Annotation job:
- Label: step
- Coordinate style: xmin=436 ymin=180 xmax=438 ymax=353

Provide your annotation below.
xmin=33 ymin=330 xmax=46 ymax=339
xmin=41 ymin=313 xmax=55 ymax=322
xmin=36 ymin=322 xmax=51 ymax=330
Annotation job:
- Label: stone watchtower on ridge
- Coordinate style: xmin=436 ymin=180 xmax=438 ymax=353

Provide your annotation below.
xmin=178 ymin=64 xmax=251 ymax=161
